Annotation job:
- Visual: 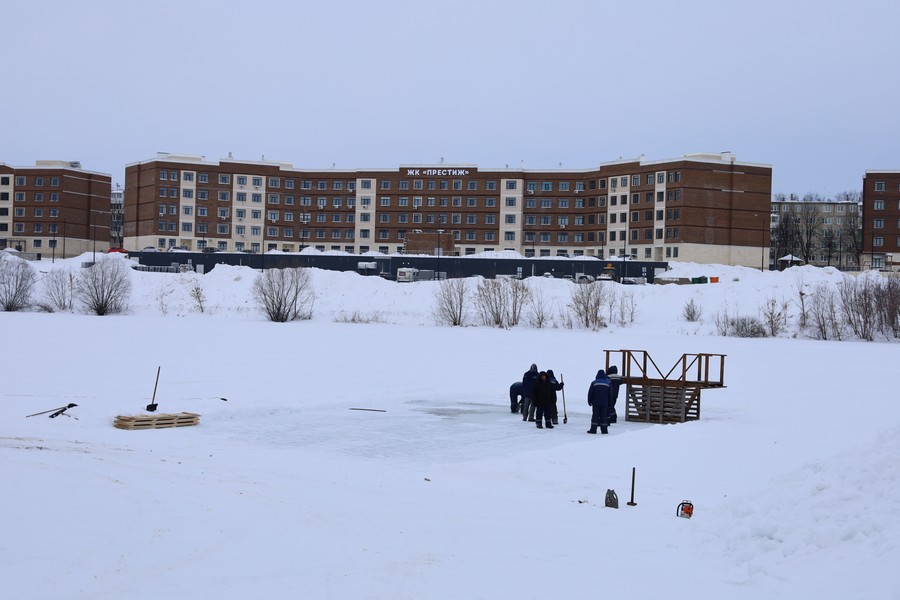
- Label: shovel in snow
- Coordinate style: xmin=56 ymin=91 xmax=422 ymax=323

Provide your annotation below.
xmin=146 ymin=367 xmax=161 ymax=412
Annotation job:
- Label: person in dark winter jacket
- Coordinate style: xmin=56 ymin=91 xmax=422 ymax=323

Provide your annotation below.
xmin=509 ymin=381 xmax=524 ymax=413
xmin=607 ymin=365 xmax=622 ymax=424
xmin=545 ymin=369 xmax=564 ymax=424
xmin=532 ymin=371 xmax=555 ymax=429
xmin=521 ymin=364 xmax=540 ymax=422
xmin=587 ymin=369 xmax=611 ymax=434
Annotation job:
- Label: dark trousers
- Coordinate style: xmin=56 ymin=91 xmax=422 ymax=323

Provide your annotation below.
xmin=590 ymin=398 xmax=609 ymax=427
xmin=535 ymin=403 xmax=552 ymax=425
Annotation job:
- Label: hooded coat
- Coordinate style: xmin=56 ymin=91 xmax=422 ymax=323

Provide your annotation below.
xmin=588 ymin=369 xmax=611 ymax=427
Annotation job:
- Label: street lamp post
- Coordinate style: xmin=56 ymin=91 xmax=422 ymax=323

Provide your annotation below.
xmin=436 ymin=229 xmax=444 ymax=280
xmin=754 ymin=213 xmax=765 ymax=271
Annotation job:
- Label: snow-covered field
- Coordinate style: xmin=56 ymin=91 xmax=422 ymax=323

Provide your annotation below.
xmin=2 ymin=253 xmax=898 ymax=600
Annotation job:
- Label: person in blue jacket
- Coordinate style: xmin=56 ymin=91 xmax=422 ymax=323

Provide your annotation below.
xmin=587 ymin=369 xmax=611 ymax=434
xmin=521 ymin=363 xmax=539 ymax=422
xmin=607 ymin=365 xmax=622 ymax=424
xmin=509 ymin=381 xmax=524 ymax=413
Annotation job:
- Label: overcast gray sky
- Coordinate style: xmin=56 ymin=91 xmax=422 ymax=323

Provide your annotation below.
xmin=4 ymin=0 xmax=898 ymax=196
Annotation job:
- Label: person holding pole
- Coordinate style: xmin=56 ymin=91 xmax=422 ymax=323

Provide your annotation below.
xmin=587 ymin=369 xmax=611 ymax=434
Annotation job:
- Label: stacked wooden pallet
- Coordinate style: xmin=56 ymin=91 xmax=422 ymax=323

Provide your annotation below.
xmin=625 ymin=384 xmax=700 ymax=423
xmin=114 ymin=412 xmax=200 ymax=430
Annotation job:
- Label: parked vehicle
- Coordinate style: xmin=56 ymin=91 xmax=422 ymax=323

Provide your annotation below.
xmin=576 ymin=273 xmax=595 ymax=283
xmin=396 ymin=267 xmax=418 ymax=282
xmin=141 ymin=246 xmax=158 ymax=252
xmin=201 ymin=247 xmax=218 ymax=254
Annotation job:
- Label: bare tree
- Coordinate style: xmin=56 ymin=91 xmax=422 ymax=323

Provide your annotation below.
xmin=839 ymin=276 xmax=877 ymax=341
xmin=873 ymin=277 xmax=900 ymax=338
xmin=568 ymin=281 xmax=607 ymax=329
xmin=809 ymin=283 xmax=844 ymax=340
xmin=507 ymin=278 xmax=531 ymax=327
xmin=796 ymin=196 xmax=822 ymax=264
xmin=527 ymin=286 xmax=553 ymax=328
xmin=252 ymin=267 xmax=315 ymax=322
xmin=0 ymin=256 xmax=37 ymax=311
xmin=475 ymin=278 xmax=507 ymax=327
xmin=40 ymin=269 xmax=76 ymax=312
xmin=794 ymin=274 xmax=810 ymax=329
xmin=190 ymin=282 xmax=207 ymax=313
xmin=473 ymin=277 xmax=532 ymax=327
xmin=76 ymin=258 xmax=132 ymax=315
xmin=682 ymin=297 xmax=703 ymax=322
xmin=758 ymin=296 xmax=788 ymax=337
xmin=433 ymin=278 xmax=468 ymax=326
xmin=617 ymin=289 xmax=637 ymax=325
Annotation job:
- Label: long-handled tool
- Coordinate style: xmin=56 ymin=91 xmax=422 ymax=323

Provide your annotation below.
xmin=146 ymin=367 xmax=161 ymax=412
xmin=560 ymin=373 xmax=568 ymax=424
xmin=26 ymin=403 xmax=77 ymax=418
xmin=627 ymin=467 xmax=637 ymax=506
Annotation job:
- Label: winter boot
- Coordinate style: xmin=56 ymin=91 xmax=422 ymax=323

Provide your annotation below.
xmin=552 ymin=418 xmax=558 ymax=425
xmin=545 ymin=422 xmax=554 ymax=429
xmin=587 ymin=424 xmax=597 ymax=434
xmin=536 ymin=422 xmax=543 ymax=429
xmin=600 ymin=425 xmax=609 ymax=434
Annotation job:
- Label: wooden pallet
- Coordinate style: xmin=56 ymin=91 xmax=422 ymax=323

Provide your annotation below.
xmin=114 ymin=412 xmax=200 ymax=430
xmin=625 ymin=384 xmax=700 ymax=424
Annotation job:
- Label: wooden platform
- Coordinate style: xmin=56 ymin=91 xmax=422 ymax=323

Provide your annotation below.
xmin=114 ymin=412 xmax=200 ymax=430
xmin=605 ymin=349 xmax=726 ymax=424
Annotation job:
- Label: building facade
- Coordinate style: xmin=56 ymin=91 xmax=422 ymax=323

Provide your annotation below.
xmin=0 ymin=160 xmax=112 ymax=259
xmin=862 ymin=171 xmax=900 ymax=270
xmin=770 ymin=196 xmax=861 ymax=269
xmin=124 ymin=152 xmax=771 ymax=267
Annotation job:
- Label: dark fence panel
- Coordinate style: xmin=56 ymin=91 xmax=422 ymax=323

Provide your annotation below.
xmin=128 ymin=252 xmax=667 ymax=283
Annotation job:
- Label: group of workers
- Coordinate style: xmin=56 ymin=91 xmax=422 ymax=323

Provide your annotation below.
xmin=510 ymin=364 xmax=621 ymax=434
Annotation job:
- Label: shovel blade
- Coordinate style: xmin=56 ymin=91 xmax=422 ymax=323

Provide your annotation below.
xmin=146 ymin=403 xmax=158 ymax=412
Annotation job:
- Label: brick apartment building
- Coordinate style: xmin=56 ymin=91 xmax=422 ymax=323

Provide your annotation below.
xmin=862 ymin=171 xmax=900 ymax=270
xmin=0 ymin=160 xmax=112 ymax=259
xmin=124 ymin=152 xmax=772 ymax=267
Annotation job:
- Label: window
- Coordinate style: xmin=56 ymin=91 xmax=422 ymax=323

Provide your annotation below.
xmin=182 ymin=222 xmax=193 ymax=232
xmin=504 ymin=232 xmax=516 ymax=241
xmin=50 ymin=193 xmax=59 ymax=202
xmin=269 ymin=194 xmax=280 ymax=205
xmin=252 ymin=177 xmax=263 ymax=187
xmin=198 ymin=207 xmax=208 ymax=217
xmin=541 ymin=199 xmax=552 ymax=209
xmin=182 ymin=189 xmax=193 ymax=199
xmin=237 ymin=176 xmax=248 ymax=186
xmin=656 ymin=191 xmax=664 ymax=202
xmin=466 ymin=181 xmax=477 ymax=191
xmin=873 ymin=236 xmax=884 ymax=247
xmin=874 ymin=181 xmax=885 ymax=191
xmin=218 ymin=191 xmax=230 ymax=201
xmin=874 ymin=200 xmax=884 ymax=210
xmin=874 ymin=219 xmax=884 ymax=229
xmin=269 ymin=177 xmax=280 ymax=188
xmin=505 ymin=181 xmax=517 ymax=190
xmin=505 ymin=197 xmax=516 ymax=207
xmin=183 ymin=206 xmax=194 ymax=216
xmin=236 ymin=192 xmax=247 ymax=202
xmin=399 ymin=181 xmax=409 ymax=190
xmin=505 ymin=214 xmax=516 ymax=224
xmin=198 ymin=174 xmax=209 ymax=183
xmin=218 ymin=174 xmax=230 ymax=185
xmin=198 ymin=190 xmax=209 ymax=200
xmin=452 ymin=180 xmax=462 ymax=190
xmin=380 ymin=197 xmax=391 ymax=207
